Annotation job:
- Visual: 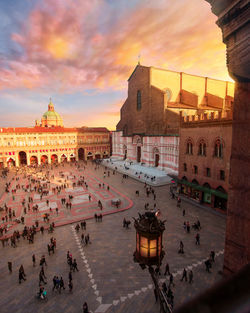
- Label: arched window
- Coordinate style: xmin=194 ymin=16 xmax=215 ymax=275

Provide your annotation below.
xmin=214 ymin=139 xmax=223 ymax=158
xmin=137 ymin=90 xmax=141 ymax=111
xmin=198 ymin=141 xmax=206 ymax=156
xmin=186 ymin=141 xmax=193 ymax=155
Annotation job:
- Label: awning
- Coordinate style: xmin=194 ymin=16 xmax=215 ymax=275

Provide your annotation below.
xmin=174 ymin=178 xmax=228 ymax=200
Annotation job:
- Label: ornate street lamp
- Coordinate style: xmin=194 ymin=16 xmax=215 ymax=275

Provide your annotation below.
xmin=134 ymin=212 xmax=165 ymax=266
xmin=133 ymin=212 xmax=172 ymax=313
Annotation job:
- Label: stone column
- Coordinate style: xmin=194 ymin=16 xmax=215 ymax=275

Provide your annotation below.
xmin=206 ymin=0 xmax=250 ymax=275
xmin=27 ymin=154 xmax=31 ymax=166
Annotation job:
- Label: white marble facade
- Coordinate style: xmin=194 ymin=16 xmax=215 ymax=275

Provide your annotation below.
xmin=112 ymin=131 xmax=179 ymax=175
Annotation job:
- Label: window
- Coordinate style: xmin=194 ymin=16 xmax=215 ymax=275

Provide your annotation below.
xmin=220 ymin=170 xmax=225 ymax=180
xmin=137 ymin=90 xmax=142 ymax=111
xmin=198 ymin=141 xmax=206 ymax=156
xmin=183 ymin=163 xmax=187 ymax=171
xmin=206 ymin=167 xmax=211 ymax=177
xmin=214 ymin=139 xmax=223 ymax=158
xmin=186 ymin=141 xmax=193 ymax=155
xmin=194 ymin=165 xmax=198 ymax=174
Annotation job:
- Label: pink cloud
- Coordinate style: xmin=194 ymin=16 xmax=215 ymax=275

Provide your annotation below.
xmin=0 ymin=0 xmax=231 ymax=92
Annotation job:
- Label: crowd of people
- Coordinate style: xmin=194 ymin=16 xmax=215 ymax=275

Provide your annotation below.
xmin=0 ymin=159 xmax=222 ymax=313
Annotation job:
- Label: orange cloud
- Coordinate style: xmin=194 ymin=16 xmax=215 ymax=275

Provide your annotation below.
xmin=0 ymin=0 xmax=232 ymax=92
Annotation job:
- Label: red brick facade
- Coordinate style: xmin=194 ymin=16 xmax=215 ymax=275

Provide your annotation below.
xmin=178 ymin=111 xmax=232 ymax=211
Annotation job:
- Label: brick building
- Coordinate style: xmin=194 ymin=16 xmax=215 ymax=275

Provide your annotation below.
xmin=0 ymin=100 xmax=110 ymax=167
xmin=112 ymin=64 xmax=234 ymax=175
xmin=177 ymin=111 xmax=233 ymax=211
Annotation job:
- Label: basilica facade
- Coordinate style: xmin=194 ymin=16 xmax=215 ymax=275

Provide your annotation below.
xmin=0 ymin=101 xmax=110 ymax=168
xmin=112 ymin=64 xmax=234 ymax=175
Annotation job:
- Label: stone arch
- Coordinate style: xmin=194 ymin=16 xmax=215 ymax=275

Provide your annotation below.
xmin=185 ymin=137 xmax=194 ymax=155
xmin=214 ymin=137 xmax=224 ymax=158
xmin=30 ymin=155 xmax=38 ymax=165
xmin=95 ymin=152 xmax=101 ymax=159
xmin=78 ymin=148 xmax=85 ymax=161
xmin=19 ymin=151 xmax=27 ymax=165
xmin=203 ymin=182 xmax=211 ymax=189
xmin=69 ymin=153 xmax=76 ymax=162
xmin=41 ymin=155 xmax=48 ymax=164
xmin=7 ymin=157 xmax=15 ymax=167
xmin=61 ymin=154 xmax=68 ymax=163
xmin=196 ymin=136 xmax=208 ymax=147
xmin=87 ymin=152 xmax=93 ymax=160
xmin=103 ymin=151 xmax=109 ymax=159
xmin=192 ymin=179 xmax=199 ymax=185
xmin=51 ymin=154 xmax=58 ymax=164
xmin=152 ymin=147 xmax=160 ymax=167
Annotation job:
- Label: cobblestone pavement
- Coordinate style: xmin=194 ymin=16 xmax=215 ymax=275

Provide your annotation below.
xmin=0 ymin=163 xmax=132 ymax=236
xmin=0 ymin=162 xmax=226 ymax=313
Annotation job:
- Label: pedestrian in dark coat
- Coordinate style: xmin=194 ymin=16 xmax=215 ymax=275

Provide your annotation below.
xmin=8 ymin=261 xmax=12 ymax=273
xmin=180 ymin=268 xmax=187 ymax=282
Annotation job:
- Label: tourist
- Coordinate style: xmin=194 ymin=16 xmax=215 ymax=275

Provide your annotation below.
xmin=195 ymin=233 xmax=200 ymax=245
xmin=205 ymin=259 xmax=212 ymax=272
xmin=210 ymin=250 xmax=215 ymax=262
xmin=68 ymin=271 xmax=72 ymax=282
xmin=68 ymin=280 xmax=73 ymax=292
xmin=39 ymin=269 xmax=47 ymax=285
xmin=164 ymin=263 xmax=170 ymax=276
xmin=32 ymin=254 xmax=36 ymax=267
xmin=178 ymin=241 xmax=184 ymax=254
xmin=59 ymin=277 xmax=65 ymax=293
xmin=8 ymin=261 xmax=12 ymax=273
xmin=168 ymin=273 xmax=174 ymax=288
xmin=83 ymin=302 xmax=89 ymax=313
xmin=180 ymin=268 xmax=187 ymax=282
xmin=188 ymin=270 xmax=193 ymax=283
xmin=72 ymin=259 xmax=79 ymax=272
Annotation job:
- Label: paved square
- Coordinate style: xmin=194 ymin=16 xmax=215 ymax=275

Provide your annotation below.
xmin=0 ymin=162 xmax=226 ymax=313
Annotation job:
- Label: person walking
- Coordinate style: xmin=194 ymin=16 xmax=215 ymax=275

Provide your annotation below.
xmin=188 ymin=270 xmax=193 ymax=284
xmin=164 ymin=263 xmax=170 ymax=276
xmin=68 ymin=271 xmax=72 ymax=282
xmin=179 ymin=241 xmax=184 ymax=254
xmin=168 ymin=273 xmax=175 ymax=288
xmin=72 ymin=259 xmax=79 ymax=272
xmin=195 ymin=233 xmax=200 ymax=245
xmin=39 ymin=269 xmax=47 ymax=285
xmin=210 ymin=250 xmax=215 ymax=262
xmin=180 ymin=268 xmax=187 ymax=282
xmin=59 ymin=277 xmax=65 ymax=293
xmin=68 ymin=280 xmax=73 ymax=292
xmin=32 ymin=254 xmax=36 ymax=266
xmin=83 ymin=302 xmax=89 ymax=313
xmin=81 ymin=233 xmax=84 ymax=243
xmin=8 ymin=261 xmax=12 ymax=273
xmin=19 ymin=265 xmax=26 ymax=284
xmin=205 ymin=259 xmax=212 ymax=272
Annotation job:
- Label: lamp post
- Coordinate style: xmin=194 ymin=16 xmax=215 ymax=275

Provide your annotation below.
xmin=133 ymin=211 xmax=172 ymax=313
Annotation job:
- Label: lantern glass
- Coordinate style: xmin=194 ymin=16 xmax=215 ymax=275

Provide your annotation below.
xmin=149 ymin=239 xmax=157 ymax=257
xmin=140 ymin=236 xmax=149 ymax=257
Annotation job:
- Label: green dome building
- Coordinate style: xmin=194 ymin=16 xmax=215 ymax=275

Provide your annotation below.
xmin=41 ymin=100 xmax=63 ymax=127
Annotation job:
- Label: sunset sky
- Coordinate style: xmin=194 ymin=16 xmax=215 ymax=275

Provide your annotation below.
xmin=0 ymin=0 xmax=232 ymax=130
